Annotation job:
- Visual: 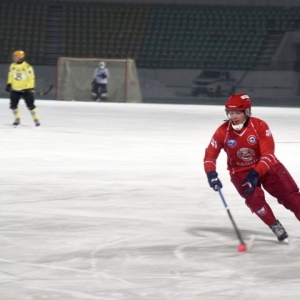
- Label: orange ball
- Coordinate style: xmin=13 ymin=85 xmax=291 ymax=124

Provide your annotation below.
xmin=237 ymin=244 xmax=247 ymax=252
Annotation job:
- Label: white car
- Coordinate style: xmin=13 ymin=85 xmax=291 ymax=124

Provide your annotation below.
xmin=191 ymin=70 xmax=236 ymax=97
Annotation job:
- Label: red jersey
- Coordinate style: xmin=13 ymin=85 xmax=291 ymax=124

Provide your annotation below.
xmin=204 ymin=117 xmax=280 ymax=177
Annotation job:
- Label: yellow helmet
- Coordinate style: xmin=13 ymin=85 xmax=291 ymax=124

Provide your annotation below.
xmin=13 ymin=50 xmax=25 ymax=59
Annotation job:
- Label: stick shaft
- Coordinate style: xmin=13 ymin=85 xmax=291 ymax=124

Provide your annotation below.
xmin=225 ymin=208 xmax=245 ymax=245
xmin=218 ymin=188 xmax=245 ymax=245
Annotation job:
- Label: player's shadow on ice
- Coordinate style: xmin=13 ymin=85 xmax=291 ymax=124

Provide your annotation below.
xmin=186 ymin=226 xmax=280 ymax=245
xmin=5 ymin=123 xmax=31 ymax=128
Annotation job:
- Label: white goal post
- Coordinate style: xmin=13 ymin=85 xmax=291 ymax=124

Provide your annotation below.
xmin=56 ymin=57 xmax=142 ymax=102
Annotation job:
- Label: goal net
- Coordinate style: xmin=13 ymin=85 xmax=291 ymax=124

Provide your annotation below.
xmin=56 ymin=57 xmax=142 ymax=102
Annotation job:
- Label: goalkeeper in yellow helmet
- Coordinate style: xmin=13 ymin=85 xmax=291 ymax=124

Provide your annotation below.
xmin=5 ymin=50 xmax=40 ymax=127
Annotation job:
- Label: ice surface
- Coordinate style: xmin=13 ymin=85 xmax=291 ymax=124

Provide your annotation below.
xmin=0 ymin=99 xmax=300 ymax=300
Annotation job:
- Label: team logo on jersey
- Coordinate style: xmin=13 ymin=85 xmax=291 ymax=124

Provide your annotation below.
xmin=226 ymin=139 xmax=237 ymax=148
xmin=247 ymin=135 xmax=257 ymax=145
xmin=237 ymin=148 xmax=255 ymax=161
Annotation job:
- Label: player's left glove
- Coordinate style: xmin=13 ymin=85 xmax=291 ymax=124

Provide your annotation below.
xmin=101 ymin=73 xmax=107 ymax=79
xmin=242 ymin=170 xmax=259 ymax=194
xmin=207 ymin=171 xmax=223 ymax=191
xmin=5 ymin=83 xmax=11 ymax=92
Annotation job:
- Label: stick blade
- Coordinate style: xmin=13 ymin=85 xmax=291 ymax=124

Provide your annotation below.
xmin=37 ymin=85 xmax=53 ymax=96
xmin=246 ymin=235 xmax=256 ymax=251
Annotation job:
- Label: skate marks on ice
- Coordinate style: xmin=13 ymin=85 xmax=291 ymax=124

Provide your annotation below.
xmin=0 ymin=208 xmax=197 ymax=299
xmin=186 ymin=226 xmax=294 ymax=247
xmin=1 ymin=238 xmax=300 ymax=300
xmin=0 ymin=228 xmax=180 ymax=299
xmin=172 ymin=225 xmax=297 ymax=266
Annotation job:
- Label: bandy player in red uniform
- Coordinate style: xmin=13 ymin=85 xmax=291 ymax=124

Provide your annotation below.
xmin=204 ymin=94 xmax=300 ymax=242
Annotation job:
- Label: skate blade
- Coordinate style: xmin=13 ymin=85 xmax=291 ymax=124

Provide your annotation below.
xmin=282 ymin=238 xmax=289 ymax=245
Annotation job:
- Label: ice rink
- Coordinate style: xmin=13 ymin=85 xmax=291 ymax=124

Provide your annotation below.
xmin=1 ymin=99 xmax=300 ymax=300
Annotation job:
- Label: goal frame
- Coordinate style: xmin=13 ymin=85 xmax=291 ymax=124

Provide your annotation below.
xmin=56 ymin=56 xmax=132 ymax=102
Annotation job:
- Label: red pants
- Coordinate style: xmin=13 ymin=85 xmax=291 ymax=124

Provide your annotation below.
xmin=231 ymin=163 xmax=300 ymax=223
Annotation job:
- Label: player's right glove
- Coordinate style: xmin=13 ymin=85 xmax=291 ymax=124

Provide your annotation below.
xmin=207 ymin=171 xmax=223 ymax=191
xmin=5 ymin=83 xmax=11 ymax=92
xmin=91 ymin=79 xmax=96 ymax=85
xmin=242 ymin=169 xmax=259 ymax=194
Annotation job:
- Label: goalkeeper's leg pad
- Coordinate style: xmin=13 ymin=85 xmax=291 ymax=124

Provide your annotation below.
xmin=91 ymin=92 xmax=98 ymax=101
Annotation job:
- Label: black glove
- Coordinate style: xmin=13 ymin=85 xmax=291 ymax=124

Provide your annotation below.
xmin=5 ymin=83 xmax=11 ymax=92
xmin=207 ymin=171 xmax=223 ymax=191
xmin=91 ymin=79 xmax=96 ymax=85
xmin=242 ymin=169 xmax=259 ymax=194
xmin=101 ymin=73 xmax=107 ymax=79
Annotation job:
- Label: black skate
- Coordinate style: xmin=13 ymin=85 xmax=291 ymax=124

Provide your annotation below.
xmin=34 ymin=120 xmax=41 ymax=127
xmin=13 ymin=118 xmax=20 ymax=127
xmin=269 ymin=220 xmax=289 ymax=242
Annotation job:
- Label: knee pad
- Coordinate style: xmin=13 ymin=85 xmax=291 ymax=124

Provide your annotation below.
xmin=27 ymin=104 xmax=36 ymax=110
xmin=245 ymin=188 xmax=266 ymax=213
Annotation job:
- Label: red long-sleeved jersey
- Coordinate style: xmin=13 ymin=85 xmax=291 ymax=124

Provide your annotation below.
xmin=204 ymin=117 xmax=280 ymax=177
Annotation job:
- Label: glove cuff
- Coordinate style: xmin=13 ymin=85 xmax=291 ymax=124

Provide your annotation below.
xmin=248 ymin=169 xmax=259 ymax=178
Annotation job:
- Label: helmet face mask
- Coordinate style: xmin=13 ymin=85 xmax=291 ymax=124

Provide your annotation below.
xmin=225 ymin=107 xmax=251 ymax=118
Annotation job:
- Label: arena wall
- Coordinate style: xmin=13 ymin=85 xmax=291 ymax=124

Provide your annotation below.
xmin=0 ymin=64 xmax=299 ymax=106
xmin=33 ymin=0 xmax=300 ymax=7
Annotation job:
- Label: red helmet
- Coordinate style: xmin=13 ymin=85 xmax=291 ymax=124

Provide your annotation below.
xmin=225 ymin=94 xmax=251 ymax=117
